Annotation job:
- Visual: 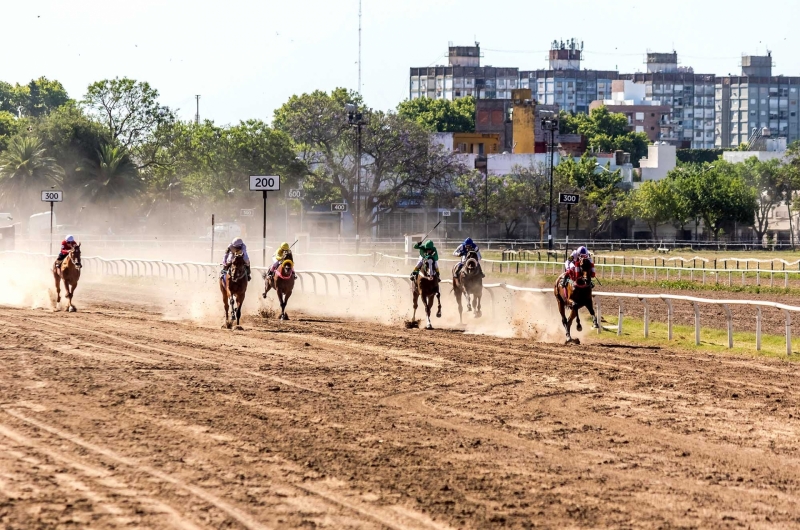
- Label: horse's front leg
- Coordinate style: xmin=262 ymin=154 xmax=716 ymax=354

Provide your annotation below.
xmin=474 ymin=293 xmax=482 ymax=318
xmin=236 ymin=292 xmax=245 ymax=327
xmin=66 ymin=282 xmax=76 ymax=312
xmin=586 ymin=298 xmax=599 ymax=329
xmin=454 ymin=289 xmax=464 ymax=324
xmin=412 ymin=289 xmax=419 ymax=322
xmin=576 ymin=309 xmax=583 ymax=333
xmin=425 ymin=296 xmax=433 ymax=330
xmin=436 ymin=291 xmax=442 ymax=319
xmin=53 ymin=273 xmax=61 ymax=309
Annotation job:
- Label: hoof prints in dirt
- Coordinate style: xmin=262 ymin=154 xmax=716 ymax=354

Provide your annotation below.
xmin=404 ymin=319 xmax=420 ymax=329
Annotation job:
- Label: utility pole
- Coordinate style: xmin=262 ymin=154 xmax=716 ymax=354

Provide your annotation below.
xmin=346 ymin=104 xmax=367 ymax=253
xmin=195 ymin=95 xmax=201 ymax=124
xmin=541 ymin=113 xmax=559 ymax=251
xmin=358 ymin=0 xmax=362 ymax=94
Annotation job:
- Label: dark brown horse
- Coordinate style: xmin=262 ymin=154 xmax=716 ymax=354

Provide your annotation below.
xmin=452 ymin=250 xmax=483 ymax=323
xmin=412 ymin=258 xmax=441 ymax=330
xmin=554 ymin=256 xmax=598 ymax=344
xmin=263 ymin=255 xmax=294 ymax=320
xmin=220 ymin=251 xmax=248 ymax=329
xmin=53 ymin=244 xmax=82 ymax=312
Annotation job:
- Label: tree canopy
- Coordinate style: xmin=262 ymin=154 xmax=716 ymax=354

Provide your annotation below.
xmin=396 ymin=96 xmax=475 ymax=133
xmin=560 ymin=106 xmax=650 ymax=165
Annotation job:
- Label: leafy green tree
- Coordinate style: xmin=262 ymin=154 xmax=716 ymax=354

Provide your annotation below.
xmin=0 ymin=111 xmax=22 ymax=151
xmin=30 ymin=103 xmax=109 ymax=191
xmin=671 ymin=163 xmax=756 ymax=240
xmin=274 ymin=89 xmax=465 ymax=228
xmin=77 ymin=144 xmax=142 ymax=203
xmin=560 ymin=106 xmax=650 ymax=165
xmin=0 ymin=136 xmax=63 ymax=212
xmin=621 ymin=179 xmax=679 ymax=237
xmin=0 ymin=78 xmax=70 ymax=117
xmin=455 ymin=164 xmax=549 ymax=238
xmin=735 ymin=157 xmax=785 ymax=243
xmin=555 ymin=154 xmax=625 ymax=237
xmin=396 ymin=96 xmax=475 ymax=133
xmin=82 ymin=78 xmax=175 ymax=169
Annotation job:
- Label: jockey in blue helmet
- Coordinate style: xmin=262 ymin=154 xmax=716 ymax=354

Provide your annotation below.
xmin=562 ymin=245 xmax=595 ymax=287
xmin=453 ymin=237 xmax=485 ymax=278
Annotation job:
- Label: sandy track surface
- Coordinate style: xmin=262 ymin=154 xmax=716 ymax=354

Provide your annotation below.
xmin=2 ymin=286 xmax=800 ymax=528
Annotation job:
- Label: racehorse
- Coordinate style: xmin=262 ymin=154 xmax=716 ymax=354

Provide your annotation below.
xmin=452 ymin=250 xmax=483 ymax=323
xmin=412 ymin=258 xmax=441 ymax=330
xmin=554 ymin=256 xmax=598 ymax=344
xmin=53 ymin=244 xmax=81 ymax=312
xmin=263 ymin=253 xmax=294 ymax=320
xmin=219 ymin=251 xmax=248 ymax=329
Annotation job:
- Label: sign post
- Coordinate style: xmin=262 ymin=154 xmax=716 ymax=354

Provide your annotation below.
xmin=250 ymin=176 xmax=281 ymax=267
xmin=559 ymin=193 xmax=580 ymax=259
xmin=210 ymin=214 xmax=215 ymax=263
xmin=442 ymin=210 xmax=451 ymax=240
xmin=41 ymin=190 xmax=63 ymax=255
xmin=331 ymin=203 xmax=348 ymax=248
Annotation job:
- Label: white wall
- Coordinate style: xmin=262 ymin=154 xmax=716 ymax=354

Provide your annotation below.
xmin=640 ymin=143 xmax=677 ymax=181
xmin=723 ymin=151 xmax=785 ymax=163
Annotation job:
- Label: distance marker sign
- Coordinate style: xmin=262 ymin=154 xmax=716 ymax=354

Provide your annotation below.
xmin=249 ymin=175 xmax=280 ymax=191
xmin=41 ymin=190 xmax=63 ymax=202
xmin=331 ymin=203 xmax=348 ymax=212
xmin=558 ymin=193 xmax=580 ymax=204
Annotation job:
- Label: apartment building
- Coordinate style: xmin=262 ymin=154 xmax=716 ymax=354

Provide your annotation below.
xmin=408 ymin=43 xmax=520 ymax=101
xmin=519 ymin=40 xmax=618 ymax=114
xmin=620 ymin=53 xmax=716 ymax=149
xmin=715 ymin=53 xmax=800 ymax=148
xmin=589 ymin=80 xmax=670 ymax=142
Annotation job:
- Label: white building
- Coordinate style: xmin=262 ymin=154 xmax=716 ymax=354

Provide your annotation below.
xmin=639 ymin=143 xmax=677 ymax=181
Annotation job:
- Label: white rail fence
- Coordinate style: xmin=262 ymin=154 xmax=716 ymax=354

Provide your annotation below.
xmin=6 ymin=252 xmax=799 ymax=356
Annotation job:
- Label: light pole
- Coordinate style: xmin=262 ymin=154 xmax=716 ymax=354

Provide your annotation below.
xmin=475 ymin=156 xmax=489 ymax=240
xmin=541 ymin=113 xmax=559 ymax=251
xmin=346 ymin=104 xmax=367 ymax=253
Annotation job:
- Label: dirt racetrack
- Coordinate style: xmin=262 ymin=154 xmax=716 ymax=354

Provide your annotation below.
xmin=2 ymin=282 xmax=800 ymax=529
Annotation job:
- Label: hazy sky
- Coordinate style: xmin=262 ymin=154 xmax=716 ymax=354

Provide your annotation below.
xmin=4 ymin=0 xmax=800 ymax=125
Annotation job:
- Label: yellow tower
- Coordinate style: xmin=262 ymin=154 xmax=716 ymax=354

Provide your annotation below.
xmin=511 ymin=89 xmax=535 ymax=154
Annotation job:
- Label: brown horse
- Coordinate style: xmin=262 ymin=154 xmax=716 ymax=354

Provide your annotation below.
xmin=53 ymin=244 xmax=82 ymax=312
xmin=262 ymin=255 xmax=295 ymax=320
xmin=412 ymin=258 xmax=441 ymax=330
xmin=452 ymin=250 xmax=483 ymax=323
xmin=554 ymin=256 xmax=598 ymax=344
xmin=219 ymin=251 xmax=248 ymax=329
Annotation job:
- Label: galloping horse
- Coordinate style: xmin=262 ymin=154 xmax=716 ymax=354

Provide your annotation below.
xmin=554 ymin=256 xmax=598 ymax=344
xmin=262 ymin=253 xmax=294 ymax=320
xmin=412 ymin=258 xmax=441 ymax=330
xmin=220 ymin=251 xmax=248 ymax=329
xmin=452 ymin=250 xmax=483 ymax=323
xmin=53 ymin=244 xmax=82 ymax=312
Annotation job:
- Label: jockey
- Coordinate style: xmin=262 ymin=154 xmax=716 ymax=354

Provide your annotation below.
xmin=268 ymin=242 xmax=297 ymax=280
xmin=222 ymin=237 xmax=251 ymax=281
xmin=411 ymin=239 xmax=440 ymax=282
xmin=453 ymin=237 xmax=485 ymax=278
xmin=562 ymin=245 xmax=595 ymax=287
xmin=55 ymin=235 xmax=78 ymax=269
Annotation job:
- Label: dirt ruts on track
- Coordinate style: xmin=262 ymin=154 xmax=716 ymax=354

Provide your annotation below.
xmin=1 ymin=291 xmax=800 ymax=528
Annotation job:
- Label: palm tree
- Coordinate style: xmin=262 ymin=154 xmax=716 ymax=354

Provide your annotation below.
xmin=79 ymin=144 xmax=142 ymax=204
xmin=0 ymin=135 xmax=63 ymax=210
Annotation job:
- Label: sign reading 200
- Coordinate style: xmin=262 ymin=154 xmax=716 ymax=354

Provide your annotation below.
xmin=249 ymin=175 xmax=281 ymax=191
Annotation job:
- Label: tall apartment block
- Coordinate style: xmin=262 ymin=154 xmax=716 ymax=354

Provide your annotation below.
xmin=408 ymin=43 xmax=519 ymax=101
xmin=519 ymin=40 xmax=618 ymax=114
xmin=621 ymin=52 xmax=717 ymax=149
xmin=715 ymin=53 xmax=800 ymax=148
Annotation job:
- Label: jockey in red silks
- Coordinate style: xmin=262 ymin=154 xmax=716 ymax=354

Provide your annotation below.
xmin=55 ymin=235 xmax=78 ymax=269
xmin=561 ymin=245 xmax=595 ymax=287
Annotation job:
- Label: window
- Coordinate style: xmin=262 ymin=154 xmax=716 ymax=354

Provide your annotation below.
xmin=635 ymin=112 xmax=645 ymax=121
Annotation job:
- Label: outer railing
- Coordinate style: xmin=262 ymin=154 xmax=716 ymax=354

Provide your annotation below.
xmin=6 ymin=251 xmax=799 ymax=356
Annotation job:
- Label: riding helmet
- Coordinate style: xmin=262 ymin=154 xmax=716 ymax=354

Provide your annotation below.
xmin=464 ymin=237 xmax=474 ymax=247
xmin=66 ymin=235 xmax=75 ymax=242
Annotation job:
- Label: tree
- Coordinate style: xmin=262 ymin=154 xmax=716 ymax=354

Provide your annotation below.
xmin=274 ymin=89 xmax=465 ymax=229
xmin=30 ymin=103 xmax=109 ymax=191
xmin=0 ymin=111 xmax=22 ymax=151
xmin=560 ymin=106 xmax=650 ymax=165
xmin=671 ymin=163 xmax=756 ymax=240
xmin=455 ymin=164 xmax=549 ymax=238
xmin=76 ymin=144 xmax=142 ymax=204
xmin=82 ymin=78 xmax=175 ymax=169
xmin=0 ymin=78 xmax=70 ymax=117
xmin=555 ymin=154 xmax=625 ymax=237
xmin=396 ymin=96 xmax=475 ymax=133
xmin=736 ymin=157 xmax=785 ymax=243
xmin=0 ymin=135 xmax=63 ymax=212
xmin=621 ymin=179 xmax=679 ymax=238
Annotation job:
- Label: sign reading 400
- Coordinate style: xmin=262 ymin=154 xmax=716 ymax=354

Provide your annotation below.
xmin=249 ymin=175 xmax=281 ymax=191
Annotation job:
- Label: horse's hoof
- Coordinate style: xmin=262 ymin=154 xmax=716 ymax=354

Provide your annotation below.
xmin=576 ymin=323 xmax=583 ymax=332
xmin=283 ymin=314 xmax=290 ymax=321
xmin=467 ymin=307 xmax=472 ymax=312
xmin=426 ymin=324 xmax=433 ymax=330
xmin=68 ymin=306 xmax=76 ymax=313
xmin=572 ymin=338 xmax=581 ymax=345
xmin=436 ymin=311 xmax=442 ymax=318
xmin=262 ymin=293 xmax=267 ymax=299
xmin=235 ymin=326 xmax=244 ymax=331
xmin=225 ymin=322 xmax=232 ymax=329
